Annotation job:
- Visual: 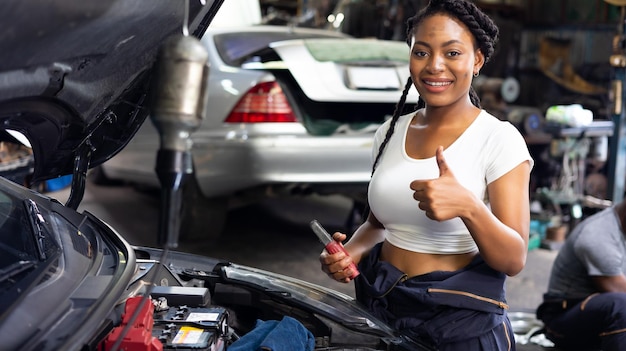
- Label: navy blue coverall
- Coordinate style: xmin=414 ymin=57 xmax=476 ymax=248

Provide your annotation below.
xmin=355 ymin=242 xmax=515 ymax=351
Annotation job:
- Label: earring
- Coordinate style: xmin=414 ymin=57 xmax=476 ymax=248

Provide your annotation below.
xmin=473 ymin=71 xmax=479 ymax=77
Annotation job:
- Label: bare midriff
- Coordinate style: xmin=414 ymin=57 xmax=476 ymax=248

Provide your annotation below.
xmin=380 ymin=240 xmax=478 ymax=277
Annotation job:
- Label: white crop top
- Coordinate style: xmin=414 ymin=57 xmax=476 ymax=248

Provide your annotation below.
xmin=368 ymin=110 xmax=534 ymax=254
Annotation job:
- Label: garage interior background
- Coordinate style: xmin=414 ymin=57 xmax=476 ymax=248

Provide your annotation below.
xmin=257 ymin=0 xmax=626 ymax=244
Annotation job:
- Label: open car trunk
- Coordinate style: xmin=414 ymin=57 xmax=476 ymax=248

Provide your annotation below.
xmin=234 ymin=37 xmax=420 ymax=135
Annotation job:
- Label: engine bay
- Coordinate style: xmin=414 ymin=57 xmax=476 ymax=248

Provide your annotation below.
xmin=96 ymin=249 xmax=427 ymax=351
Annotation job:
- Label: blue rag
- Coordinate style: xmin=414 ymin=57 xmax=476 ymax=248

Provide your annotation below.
xmin=228 ymin=316 xmax=315 ymax=351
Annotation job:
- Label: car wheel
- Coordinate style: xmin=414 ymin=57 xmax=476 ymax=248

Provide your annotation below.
xmin=179 ymin=177 xmax=228 ymax=242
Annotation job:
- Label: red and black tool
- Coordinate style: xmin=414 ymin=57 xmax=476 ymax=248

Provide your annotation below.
xmin=310 ymin=219 xmax=359 ymax=279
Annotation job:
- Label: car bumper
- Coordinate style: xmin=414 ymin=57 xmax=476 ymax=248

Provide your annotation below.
xmin=192 ymin=133 xmax=374 ymax=198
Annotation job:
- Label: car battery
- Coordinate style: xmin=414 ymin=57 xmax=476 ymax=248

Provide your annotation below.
xmin=153 ymin=305 xmax=228 ymax=350
xmin=152 ymin=323 xmax=226 ymax=351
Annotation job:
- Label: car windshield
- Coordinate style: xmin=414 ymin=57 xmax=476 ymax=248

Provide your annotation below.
xmin=0 ymin=189 xmax=60 ymax=308
xmin=0 ymin=192 xmax=39 ymax=272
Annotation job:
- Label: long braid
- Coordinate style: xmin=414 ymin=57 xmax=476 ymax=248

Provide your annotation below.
xmin=360 ymin=77 xmax=413 ymax=222
xmin=470 ymin=86 xmax=481 ymax=109
xmin=371 ymin=77 xmax=414 ymax=176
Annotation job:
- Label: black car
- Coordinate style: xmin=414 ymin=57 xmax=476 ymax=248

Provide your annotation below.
xmin=0 ymin=1 xmax=433 ymax=350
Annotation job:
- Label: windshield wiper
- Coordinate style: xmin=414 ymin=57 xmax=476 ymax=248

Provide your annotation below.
xmin=24 ymin=199 xmax=47 ymax=260
xmin=0 ymin=260 xmax=36 ymax=282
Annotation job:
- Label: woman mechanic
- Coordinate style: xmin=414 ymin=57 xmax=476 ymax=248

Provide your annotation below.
xmin=319 ymin=0 xmax=534 ymax=349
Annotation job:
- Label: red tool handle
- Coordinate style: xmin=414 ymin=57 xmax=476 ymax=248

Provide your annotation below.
xmin=325 ymin=241 xmax=360 ymax=279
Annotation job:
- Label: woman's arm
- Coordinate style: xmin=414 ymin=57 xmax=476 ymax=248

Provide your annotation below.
xmin=463 ymin=161 xmax=531 ymax=276
xmin=411 ymin=146 xmax=531 ymax=276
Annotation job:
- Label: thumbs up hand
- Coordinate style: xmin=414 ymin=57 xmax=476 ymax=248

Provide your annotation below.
xmin=409 ymin=146 xmax=470 ymax=221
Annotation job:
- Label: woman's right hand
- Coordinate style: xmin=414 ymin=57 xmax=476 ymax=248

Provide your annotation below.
xmin=319 ymin=232 xmax=356 ymax=283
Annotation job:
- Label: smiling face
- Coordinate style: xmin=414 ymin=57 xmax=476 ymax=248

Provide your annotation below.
xmin=409 ymin=13 xmax=484 ymax=110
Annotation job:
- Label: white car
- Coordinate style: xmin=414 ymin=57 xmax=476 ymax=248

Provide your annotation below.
xmin=98 ymin=25 xmax=419 ymax=240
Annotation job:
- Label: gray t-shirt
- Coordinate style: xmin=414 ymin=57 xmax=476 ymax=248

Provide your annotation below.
xmin=546 ymin=205 xmax=626 ymax=299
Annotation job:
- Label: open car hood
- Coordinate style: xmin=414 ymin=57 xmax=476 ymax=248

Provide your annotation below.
xmin=0 ymin=0 xmax=223 ymax=184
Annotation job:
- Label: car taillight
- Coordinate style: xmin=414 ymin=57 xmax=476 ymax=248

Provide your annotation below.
xmin=225 ymin=81 xmax=297 ymax=123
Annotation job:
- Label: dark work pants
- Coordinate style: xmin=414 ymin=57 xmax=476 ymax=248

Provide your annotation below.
xmin=355 ymin=243 xmax=515 ymax=351
xmin=538 ymin=292 xmax=626 ymax=351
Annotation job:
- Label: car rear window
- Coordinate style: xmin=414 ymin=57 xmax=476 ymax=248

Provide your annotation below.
xmin=303 ymin=39 xmax=409 ymax=64
xmin=214 ymin=30 xmax=347 ymax=66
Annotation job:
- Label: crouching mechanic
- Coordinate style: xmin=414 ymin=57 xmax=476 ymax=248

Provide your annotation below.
xmin=537 ymin=198 xmax=626 ymax=350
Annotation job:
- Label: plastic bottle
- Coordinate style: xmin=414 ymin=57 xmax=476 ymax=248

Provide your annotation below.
xmin=545 ymin=104 xmax=593 ymax=127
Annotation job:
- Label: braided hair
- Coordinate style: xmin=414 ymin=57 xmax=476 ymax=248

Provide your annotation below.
xmin=370 ymin=0 xmax=499 ymax=176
